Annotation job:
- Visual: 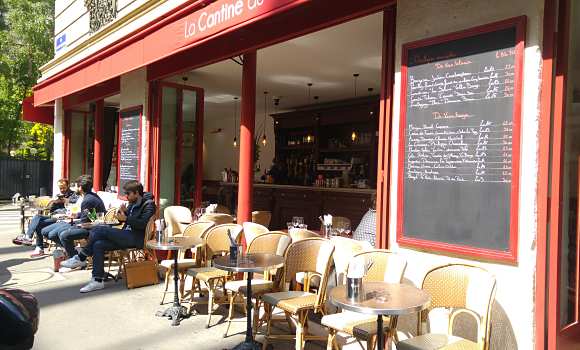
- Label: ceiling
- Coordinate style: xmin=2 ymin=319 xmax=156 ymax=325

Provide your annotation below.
xmin=164 ymin=12 xmax=384 ymax=121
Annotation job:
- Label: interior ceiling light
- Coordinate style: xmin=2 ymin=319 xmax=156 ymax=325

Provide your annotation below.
xmin=233 ymin=97 xmax=238 ymax=148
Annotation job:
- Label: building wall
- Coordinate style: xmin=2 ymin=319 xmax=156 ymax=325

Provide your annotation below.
xmin=389 ymin=0 xmax=544 ymax=349
xmin=120 ymin=67 xmax=150 ymax=189
xmin=45 ymin=0 xmax=188 ymax=81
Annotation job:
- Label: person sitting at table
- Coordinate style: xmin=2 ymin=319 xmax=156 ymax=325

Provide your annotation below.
xmin=12 ymin=179 xmax=78 ymax=246
xmin=353 ymin=196 xmax=377 ymax=247
xmin=60 ymin=180 xmax=156 ymax=293
xmin=30 ymin=175 xmax=106 ymax=258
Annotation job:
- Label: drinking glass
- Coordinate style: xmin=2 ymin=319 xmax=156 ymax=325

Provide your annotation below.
xmin=336 ymin=223 xmax=345 ymax=236
xmin=292 ymin=216 xmax=300 ymax=228
xmin=193 ymin=207 xmax=204 ymax=221
xmin=287 ymin=222 xmax=294 ymax=231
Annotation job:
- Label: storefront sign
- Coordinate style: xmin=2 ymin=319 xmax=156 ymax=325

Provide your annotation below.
xmin=397 ymin=17 xmax=525 ymax=263
xmin=179 ymin=0 xmax=298 ymax=47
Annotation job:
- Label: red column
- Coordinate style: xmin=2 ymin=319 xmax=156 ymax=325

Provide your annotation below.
xmin=93 ymin=100 xmax=104 ymax=192
xmin=62 ymin=110 xmax=71 ymax=179
xmin=194 ymin=88 xmax=205 ymax=208
xmin=237 ymin=51 xmax=257 ymax=224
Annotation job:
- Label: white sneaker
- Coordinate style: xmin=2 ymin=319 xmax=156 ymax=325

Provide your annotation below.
xmin=80 ymin=278 xmax=104 ymax=293
xmin=30 ymin=247 xmax=45 ymax=258
xmin=60 ymin=255 xmax=87 ymax=269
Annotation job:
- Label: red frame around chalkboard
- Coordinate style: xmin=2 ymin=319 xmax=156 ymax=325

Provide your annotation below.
xmin=396 ymin=16 xmax=526 ymax=264
xmin=116 ymin=105 xmax=143 ymax=200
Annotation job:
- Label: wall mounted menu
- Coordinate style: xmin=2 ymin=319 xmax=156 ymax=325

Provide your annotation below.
xmin=117 ymin=107 xmax=142 ymax=195
xmin=398 ymin=17 xmax=525 ymax=261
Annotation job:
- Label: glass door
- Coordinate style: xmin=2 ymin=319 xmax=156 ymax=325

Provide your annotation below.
xmin=157 ymin=83 xmax=202 ymax=211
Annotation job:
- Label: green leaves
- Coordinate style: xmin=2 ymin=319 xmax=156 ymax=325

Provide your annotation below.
xmin=0 ymin=0 xmax=54 ymax=157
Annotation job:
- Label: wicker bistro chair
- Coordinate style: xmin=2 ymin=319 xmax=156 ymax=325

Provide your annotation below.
xmin=164 ymin=206 xmax=193 ymax=237
xmin=158 ymin=221 xmax=215 ymax=304
xmin=322 ymin=250 xmax=407 ymax=350
xmin=252 ymin=210 xmax=272 ymax=228
xmin=199 ymin=213 xmax=235 ymax=226
xmin=288 ymin=229 xmax=319 ymax=243
xmin=242 ymin=222 xmax=269 ymax=247
xmin=396 ymin=264 xmax=497 ymax=350
xmin=260 ymin=238 xmax=335 ymax=350
xmin=223 ymin=232 xmax=292 ymax=337
xmin=104 ymin=207 xmax=118 ymax=223
xmin=186 ymin=224 xmax=243 ymax=328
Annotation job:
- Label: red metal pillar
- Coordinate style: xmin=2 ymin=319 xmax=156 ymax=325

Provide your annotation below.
xmin=62 ymin=110 xmax=72 ymax=179
xmin=93 ymin=100 xmax=104 ymax=192
xmin=237 ymin=51 xmax=257 ymax=225
xmin=375 ymin=7 xmax=396 ymax=249
xmin=194 ymin=88 xmax=205 ymax=208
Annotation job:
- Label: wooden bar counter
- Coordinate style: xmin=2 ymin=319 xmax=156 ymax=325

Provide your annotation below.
xmin=216 ymin=182 xmax=375 ymax=230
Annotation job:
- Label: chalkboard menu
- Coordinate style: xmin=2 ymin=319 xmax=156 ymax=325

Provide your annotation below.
xmin=397 ymin=17 xmax=525 ymax=262
xmin=117 ymin=107 xmax=142 ymax=196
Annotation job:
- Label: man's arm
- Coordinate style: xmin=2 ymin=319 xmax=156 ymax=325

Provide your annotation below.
xmin=125 ymin=201 xmax=156 ymax=231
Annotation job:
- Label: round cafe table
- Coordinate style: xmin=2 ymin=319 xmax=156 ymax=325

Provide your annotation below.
xmin=329 ymin=282 xmax=431 ymax=350
xmin=146 ymin=237 xmax=199 ymax=326
xmin=213 ymin=253 xmax=285 ymax=350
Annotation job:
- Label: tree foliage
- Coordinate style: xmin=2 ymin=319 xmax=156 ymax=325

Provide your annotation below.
xmin=0 ymin=0 xmax=54 ymax=158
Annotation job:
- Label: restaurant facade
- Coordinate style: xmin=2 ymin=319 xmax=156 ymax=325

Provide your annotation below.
xmin=24 ymin=0 xmax=580 ymax=348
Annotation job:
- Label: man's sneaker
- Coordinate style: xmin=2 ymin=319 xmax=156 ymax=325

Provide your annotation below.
xmin=30 ymin=247 xmax=45 ymax=258
xmin=12 ymin=235 xmax=31 ymax=245
xmin=80 ymin=279 xmax=104 ymax=293
xmin=60 ymin=255 xmax=87 ymax=270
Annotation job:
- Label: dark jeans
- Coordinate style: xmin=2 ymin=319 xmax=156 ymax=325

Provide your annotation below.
xmin=36 ymin=222 xmax=70 ymax=249
xmin=26 ymin=215 xmax=56 ymax=239
xmin=59 ymin=228 xmax=89 ymax=257
xmin=80 ymin=226 xmax=143 ymax=279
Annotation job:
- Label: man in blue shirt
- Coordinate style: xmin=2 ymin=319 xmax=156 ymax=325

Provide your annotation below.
xmin=13 ymin=179 xmax=78 ymax=246
xmin=61 ymin=180 xmax=156 ymax=293
xmin=31 ymin=175 xmax=105 ymax=258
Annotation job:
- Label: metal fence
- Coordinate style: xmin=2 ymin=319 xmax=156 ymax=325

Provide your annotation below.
xmin=0 ymin=159 xmax=53 ymax=199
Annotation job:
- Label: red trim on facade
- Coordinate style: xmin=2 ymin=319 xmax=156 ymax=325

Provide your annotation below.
xmin=62 ymin=77 xmax=120 ymax=110
xmin=33 ymin=0 xmax=308 ymax=106
xmin=396 ymin=16 xmax=526 ymax=264
xmin=116 ymin=105 xmax=143 ymax=199
xmin=93 ymin=100 xmax=104 ymax=192
xmin=237 ymin=51 xmax=257 ymax=232
xmin=21 ymin=96 xmax=54 ymax=125
xmin=375 ymin=7 xmax=396 ymax=250
xmin=147 ymin=0 xmax=394 ymax=82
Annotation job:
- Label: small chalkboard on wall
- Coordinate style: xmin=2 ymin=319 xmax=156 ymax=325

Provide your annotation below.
xmin=397 ymin=17 xmax=526 ymax=263
xmin=117 ymin=106 xmax=142 ymax=198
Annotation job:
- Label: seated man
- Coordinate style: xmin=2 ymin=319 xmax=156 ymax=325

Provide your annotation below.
xmin=13 ymin=179 xmax=78 ymax=246
xmin=61 ymin=180 xmax=156 ymax=293
xmin=31 ymin=175 xmax=105 ymax=258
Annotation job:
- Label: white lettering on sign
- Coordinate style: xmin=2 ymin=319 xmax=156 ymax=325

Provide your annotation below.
xmin=184 ymin=0 xmax=263 ymax=40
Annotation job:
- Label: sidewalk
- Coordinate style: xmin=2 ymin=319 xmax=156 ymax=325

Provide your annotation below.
xmin=0 ymin=214 xmax=326 ymax=350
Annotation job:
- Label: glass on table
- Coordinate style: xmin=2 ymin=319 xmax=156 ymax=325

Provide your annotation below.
xmin=193 ymin=207 xmax=204 ymax=221
xmin=287 ymin=222 xmax=294 ymax=231
xmin=292 ymin=216 xmax=304 ymax=228
xmin=343 ymin=223 xmax=351 ymax=236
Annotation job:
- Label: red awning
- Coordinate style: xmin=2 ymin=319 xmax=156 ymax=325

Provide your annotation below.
xmin=21 ymin=96 xmax=54 ymax=125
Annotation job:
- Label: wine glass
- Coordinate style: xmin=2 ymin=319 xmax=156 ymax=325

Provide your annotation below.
xmin=336 ymin=223 xmax=345 ymax=236
xmin=193 ymin=207 xmax=203 ymax=221
xmin=292 ymin=216 xmax=300 ymax=228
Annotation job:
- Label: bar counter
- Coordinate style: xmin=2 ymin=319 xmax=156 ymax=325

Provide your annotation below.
xmin=215 ymin=181 xmax=376 ymax=230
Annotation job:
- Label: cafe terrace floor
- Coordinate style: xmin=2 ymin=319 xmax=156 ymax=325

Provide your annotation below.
xmin=0 ymin=204 xmax=335 ymax=350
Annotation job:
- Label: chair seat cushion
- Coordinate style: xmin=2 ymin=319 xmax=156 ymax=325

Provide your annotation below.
xmin=225 ymin=279 xmax=274 ymax=295
xmin=321 ymin=311 xmax=389 ymax=340
xmin=186 ymin=267 xmax=229 ymax=282
xmin=397 ymin=334 xmax=478 ymax=350
xmin=160 ymin=259 xmax=198 ymax=270
xmin=262 ymin=291 xmax=317 ymax=314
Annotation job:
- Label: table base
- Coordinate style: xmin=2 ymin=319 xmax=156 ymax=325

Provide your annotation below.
xmin=156 ymin=305 xmax=189 ymax=326
xmin=232 ymin=340 xmax=262 ymax=350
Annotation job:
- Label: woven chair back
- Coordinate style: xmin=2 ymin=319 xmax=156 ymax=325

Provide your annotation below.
xmin=252 ymin=210 xmax=272 ymax=227
xmin=104 ymin=207 xmax=118 ymax=222
xmin=330 ymin=236 xmax=372 ymax=285
xmin=242 ymin=222 xmax=269 ymax=246
xmin=289 ymin=229 xmax=319 ymax=243
xmin=163 ymin=206 xmax=192 ymax=236
xmin=349 ymin=250 xmax=407 ymax=283
xmin=282 ymin=238 xmax=335 ymax=309
xmin=204 ymin=224 xmax=242 ymax=264
xmin=421 ymin=263 xmax=496 ymax=347
xmin=199 ymin=213 xmax=235 ymax=225
xmin=248 ymin=232 xmax=291 ymax=256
